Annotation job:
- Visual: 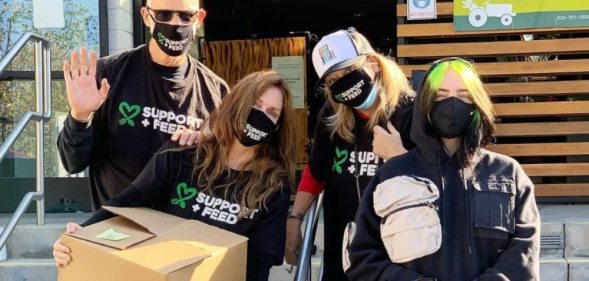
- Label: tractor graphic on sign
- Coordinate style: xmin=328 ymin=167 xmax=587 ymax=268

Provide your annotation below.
xmin=463 ymin=0 xmax=516 ymax=27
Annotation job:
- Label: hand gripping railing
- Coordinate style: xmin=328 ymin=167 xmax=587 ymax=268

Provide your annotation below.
xmin=294 ymin=192 xmax=324 ymax=281
xmin=0 ymin=32 xmax=52 ymax=249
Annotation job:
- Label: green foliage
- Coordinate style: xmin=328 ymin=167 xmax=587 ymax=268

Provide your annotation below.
xmin=0 ymin=0 xmax=99 ymax=176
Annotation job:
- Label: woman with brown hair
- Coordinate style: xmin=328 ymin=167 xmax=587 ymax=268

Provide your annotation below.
xmin=53 ymin=70 xmax=298 ymax=281
xmin=345 ymin=58 xmax=540 ymax=281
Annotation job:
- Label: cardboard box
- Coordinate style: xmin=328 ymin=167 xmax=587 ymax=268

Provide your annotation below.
xmin=58 ymin=206 xmax=248 ymax=281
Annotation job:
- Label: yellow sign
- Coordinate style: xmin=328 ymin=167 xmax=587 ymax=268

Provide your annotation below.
xmin=454 ymin=0 xmax=589 ymax=31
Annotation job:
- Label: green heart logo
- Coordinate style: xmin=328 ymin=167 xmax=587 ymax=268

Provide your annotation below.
xmin=171 ymin=182 xmax=198 ymax=209
xmin=118 ymin=102 xmax=141 ymax=127
xmin=332 ymin=147 xmax=349 ymax=174
xmin=157 ymin=33 xmax=166 ymax=44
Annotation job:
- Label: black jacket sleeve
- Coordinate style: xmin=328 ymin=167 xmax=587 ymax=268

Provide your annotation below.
xmin=346 ymin=173 xmax=424 ymax=281
xmin=389 ymin=99 xmax=415 ymax=151
xmin=81 ymin=186 xmax=149 ymax=226
xmin=131 ymin=141 xmax=182 ymax=210
xmin=56 ymin=114 xmax=95 ymax=173
xmin=81 ymin=142 xmax=179 ymax=226
xmin=477 ymin=164 xmax=540 ymax=281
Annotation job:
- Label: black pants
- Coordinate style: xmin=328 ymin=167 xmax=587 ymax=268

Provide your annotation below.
xmin=322 ymin=208 xmax=353 ymax=281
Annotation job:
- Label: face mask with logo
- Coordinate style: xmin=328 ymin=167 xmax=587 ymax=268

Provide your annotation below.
xmin=329 ymin=68 xmax=376 ymax=108
xmin=237 ymin=108 xmax=277 ymax=147
xmin=150 ymin=17 xmax=194 ymax=57
xmin=429 ymin=97 xmax=475 ymax=138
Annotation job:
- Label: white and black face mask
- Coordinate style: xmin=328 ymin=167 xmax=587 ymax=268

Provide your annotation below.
xmin=328 ymin=68 xmax=376 ymax=108
xmin=237 ymin=108 xmax=277 ymax=147
xmin=150 ymin=16 xmax=194 ymax=56
xmin=430 ymin=97 xmax=475 ymax=138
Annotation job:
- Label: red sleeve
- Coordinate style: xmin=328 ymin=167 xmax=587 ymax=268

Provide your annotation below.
xmin=297 ymin=164 xmax=324 ymax=195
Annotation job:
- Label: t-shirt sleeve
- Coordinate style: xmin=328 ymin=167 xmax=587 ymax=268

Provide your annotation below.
xmin=248 ymin=180 xmax=291 ymax=265
xmin=297 ymin=164 xmax=324 ymax=195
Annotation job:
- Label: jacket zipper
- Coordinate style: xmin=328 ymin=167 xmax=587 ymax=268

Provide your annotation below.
xmin=462 ymin=171 xmax=474 ymax=255
xmin=381 ymin=201 xmax=438 ymax=225
xmin=408 ymin=175 xmax=435 ymax=193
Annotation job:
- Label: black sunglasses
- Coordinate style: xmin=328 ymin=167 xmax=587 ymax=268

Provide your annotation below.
xmin=147 ymin=7 xmax=199 ymax=24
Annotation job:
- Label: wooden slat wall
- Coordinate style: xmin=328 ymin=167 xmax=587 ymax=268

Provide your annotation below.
xmin=202 ymin=37 xmax=308 ymax=165
xmin=398 ymin=0 xmax=589 ymax=198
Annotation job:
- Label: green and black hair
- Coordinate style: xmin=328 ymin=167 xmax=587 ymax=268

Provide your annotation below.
xmin=419 ymin=58 xmax=496 ymax=167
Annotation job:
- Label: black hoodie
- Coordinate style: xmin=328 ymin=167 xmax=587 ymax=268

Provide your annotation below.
xmin=346 ymin=92 xmax=540 ymax=281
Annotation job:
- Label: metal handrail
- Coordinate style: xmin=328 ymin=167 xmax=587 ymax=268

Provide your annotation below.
xmin=294 ymin=192 xmax=324 ymax=281
xmin=0 ymin=32 xmax=51 ymax=249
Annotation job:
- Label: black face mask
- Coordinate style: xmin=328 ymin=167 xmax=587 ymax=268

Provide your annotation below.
xmin=150 ymin=17 xmax=194 ymax=57
xmin=430 ymin=97 xmax=475 ymax=138
xmin=237 ymin=108 xmax=277 ymax=147
xmin=328 ymin=68 xmax=375 ymax=108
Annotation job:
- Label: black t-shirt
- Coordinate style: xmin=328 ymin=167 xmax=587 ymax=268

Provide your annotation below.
xmin=308 ymin=101 xmax=414 ymax=217
xmin=57 ymin=45 xmax=229 ymax=210
xmin=84 ymin=142 xmax=291 ymax=281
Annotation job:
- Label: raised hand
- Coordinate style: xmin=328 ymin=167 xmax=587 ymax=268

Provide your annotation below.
xmin=64 ymin=47 xmax=110 ymax=122
xmin=372 ymin=121 xmax=408 ymax=161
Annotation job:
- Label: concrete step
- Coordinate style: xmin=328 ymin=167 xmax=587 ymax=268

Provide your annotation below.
xmin=0 ymin=256 xmax=581 ymax=281
xmin=541 ymin=222 xmax=565 ymax=258
xmin=0 ymin=212 xmax=91 ymax=226
xmin=539 ymin=204 xmax=589 ymax=258
xmin=6 ymin=225 xmax=64 ymax=259
xmin=0 ymin=258 xmax=56 ymax=281
xmin=565 ymin=223 xmax=589 ymax=258
xmin=540 ymin=258 xmax=567 ymax=281
xmin=3 ymin=205 xmax=589 ymax=281
xmin=0 ymin=213 xmax=90 ymax=259
xmin=568 ymin=258 xmax=589 ymax=281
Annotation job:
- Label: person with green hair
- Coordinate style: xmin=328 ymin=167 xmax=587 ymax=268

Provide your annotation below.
xmin=344 ymin=58 xmax=540 ymax=281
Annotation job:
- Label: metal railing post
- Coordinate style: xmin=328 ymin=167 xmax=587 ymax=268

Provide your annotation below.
xmin=34 ymin=40 xmax=45 ymax=226
xmin=0 ymin=32 xmax=51 ymax=246
xmin=294 ymin=192 xmax=324 ymax=281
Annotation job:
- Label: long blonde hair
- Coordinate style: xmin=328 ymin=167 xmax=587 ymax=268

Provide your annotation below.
xmin=192 ymin=70 xmax=296 ymax=211
xmin=325 ymin=53 xmax=414 ymax=142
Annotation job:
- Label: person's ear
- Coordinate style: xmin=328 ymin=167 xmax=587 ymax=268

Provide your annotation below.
xmin=366 ymin=55 xmax=380 ymax=75
xmin=141 ymin=7 xmax=154 ymax=32
xmin=196 ymin=9 xmax=207 ymax=28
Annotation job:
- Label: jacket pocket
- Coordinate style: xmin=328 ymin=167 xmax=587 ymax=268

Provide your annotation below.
xmin=373 ymin=176 xmax=441 ymax=263
xmin=473 ymin=178 xmax=516 ymax=234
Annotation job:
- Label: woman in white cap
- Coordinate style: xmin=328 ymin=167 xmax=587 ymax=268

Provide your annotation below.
xmin=285 ymin=27 xmax=415 ymax=281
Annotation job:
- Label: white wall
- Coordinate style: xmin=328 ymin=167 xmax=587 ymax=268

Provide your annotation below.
xmin=107 ymin=0 xmax=134 ymax=55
